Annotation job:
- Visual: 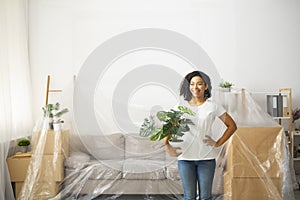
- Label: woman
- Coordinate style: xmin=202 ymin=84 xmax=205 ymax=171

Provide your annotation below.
xmin=164 ymin=70 xmax=237 ymax=200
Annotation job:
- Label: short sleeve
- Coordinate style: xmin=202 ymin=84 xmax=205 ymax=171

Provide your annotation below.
xmin=215 ymin=102 xmax=226 ymax=117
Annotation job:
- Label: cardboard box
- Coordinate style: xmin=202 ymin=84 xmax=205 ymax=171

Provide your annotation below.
xmin=7 ymin=154 xmax=64 ymax=182
xmin=7 ymin=156 xmax=30 ymax=182
xmin=15 ymin=181 xmax=61 ymax=200
xmin=32 ymin=130 xmax=69 ymax=156
xmin=35 ymin=154 xmax=64 ymax=182
xmin=15 ymin=182 xmax=23 ymax=199
xmin=226 ymin=127 xmax=283 ymax=178
xmin=223 ymin=173 xmax=282 ymax=200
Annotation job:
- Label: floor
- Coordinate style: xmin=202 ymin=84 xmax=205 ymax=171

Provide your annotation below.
xmin=92 ymin=191 xmax=300 ymax=199
xmin=91 ymin=175 xmax=300 ymax=199
xmin=90 ymin=194 xmax=182 ymax=200
xmin=72 ymin=180 xmax=300 ymax=200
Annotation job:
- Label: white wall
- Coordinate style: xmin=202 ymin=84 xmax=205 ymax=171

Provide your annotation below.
xmin=28 ymin=0 xmax=300 ymax=129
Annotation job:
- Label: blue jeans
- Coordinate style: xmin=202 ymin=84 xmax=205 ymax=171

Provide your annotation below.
xmin=178 ymin=159 xmax=216 ymax=200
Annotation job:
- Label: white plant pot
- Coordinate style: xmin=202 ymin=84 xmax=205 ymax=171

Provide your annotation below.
xmin=20 ymin=146 xmax=28 ymax=153
xmin=168 ymin=140 xmax=182 ymax=147
xmin=219 ymin=87 xmax=231 ymax=92
xmin=53 ymin=123 xmax=62 ymax=131
xmin=168 ymin=140 xmax=184 ymax=154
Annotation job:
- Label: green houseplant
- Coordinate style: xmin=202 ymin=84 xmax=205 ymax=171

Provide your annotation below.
xmin=17 ymin=138 xmax=30 ymax=153
xmin=293 ymin=107 xmax=300 ymax=130
xmin=219 ymin=80 xmax=234 ymax=91
xmin=42 ymin=102 xmax=69 ymax=130
xmin=139 ymin=106 xmax=195 ymax=142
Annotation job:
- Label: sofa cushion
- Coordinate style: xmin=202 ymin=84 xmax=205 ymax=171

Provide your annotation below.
xmin=65 ymin=160 xmax=123 ymax=180
xmin=64 ymin=151 xmax=91 ymax=169
xmin=125 ymin=134 xmax=165 ymax=160
xmin=88 ymin=160 xmax=123 ymax=180
xmin=80 ymin=133 xmax=125 ymax=160
xmin=122 ymin=159 xmax=166 ymax=180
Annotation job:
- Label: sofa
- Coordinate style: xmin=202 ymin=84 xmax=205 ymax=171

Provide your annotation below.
xmin=61 ymin=133 xmax=183 ymax=198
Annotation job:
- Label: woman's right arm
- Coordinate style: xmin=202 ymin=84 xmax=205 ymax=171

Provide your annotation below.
xmin=164 ymin=136 xmax=182 ymax=157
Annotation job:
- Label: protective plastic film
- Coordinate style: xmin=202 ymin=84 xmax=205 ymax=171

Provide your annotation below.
xmin=58 ymin=133 xmax=184 ymax=199
xmin=17 ymin=28 xmax=296 ymax=199
xmin=213 ymin=88 xmax=297 ymax=200
xmin=16 ymin=88 xmax=294 ymax=200
xmin=17 ymin=116 xmax=69 ymax=200
xmin=17 ymin=92 xmax=297 ymax=199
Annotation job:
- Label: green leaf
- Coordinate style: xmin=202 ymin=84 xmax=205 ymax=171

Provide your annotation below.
xmin=156 ymin=111 xmax=169 ymax=122
xmin=42 ymin=102 xmax=68 ymax=120
xmin=139 ymin=116 xmax=156 ymax=137
xmin=140 ymin=106 xmax=195 ymax=142
xmin=54 ymin=108 xmax=69 ymax=118
xmin=150 ymin=128 xmax=162 ymax=141
xmin=180 ymin=118 xmax=195 ymax=126
xmin=219 ymin=81 xmax=234 ymax=88
xmin=178 ymin=106 xmax=195 ymax=116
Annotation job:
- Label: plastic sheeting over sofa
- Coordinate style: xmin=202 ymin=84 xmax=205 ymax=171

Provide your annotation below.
xmin=17 ymin=89 xmax=297 ymax=200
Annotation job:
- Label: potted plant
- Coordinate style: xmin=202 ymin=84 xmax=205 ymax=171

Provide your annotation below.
xmin=17 ymin=138 xmax=30 ymax=153
xmin=139 ymin=106 xmax=195 ymax=144
xmin=42 ymin=102 xmax=69 ymax=130
xmin=53 ymin=118 xmax=65 ymax=131
xmin=293 ymin=107 xmax=300 ymax=130
xmin=219 ymin=80 xmax=234 ymax=92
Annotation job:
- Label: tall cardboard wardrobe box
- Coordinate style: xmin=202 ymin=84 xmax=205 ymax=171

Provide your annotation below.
xmin=223 ymin=127 xmax=283 ymax=200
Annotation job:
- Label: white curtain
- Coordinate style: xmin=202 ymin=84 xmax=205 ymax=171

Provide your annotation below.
xmin=0 ymin=0 xmax=32 ymax=199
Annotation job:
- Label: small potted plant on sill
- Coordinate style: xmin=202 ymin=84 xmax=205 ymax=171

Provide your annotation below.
xmin=139 ymin=106 xmax=195 ymax=146
xmin=17 ymin=138 xmax=30 ymax=153
xmin=42 ymin=102 xmax=69 ymax=130
xmin=219 ymin=80 xmax=234 ymax=92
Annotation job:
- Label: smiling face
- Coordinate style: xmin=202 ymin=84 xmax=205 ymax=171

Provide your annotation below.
xmin=189 ymin=76 xmax=208 ymax=99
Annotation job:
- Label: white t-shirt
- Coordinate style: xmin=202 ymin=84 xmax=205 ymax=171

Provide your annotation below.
xmin=177 ymin=97 xmax=226 ymax=160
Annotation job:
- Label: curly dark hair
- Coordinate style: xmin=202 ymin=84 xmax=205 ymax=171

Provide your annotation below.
xmin=179 ymin=70 xmax=212 ymax=101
